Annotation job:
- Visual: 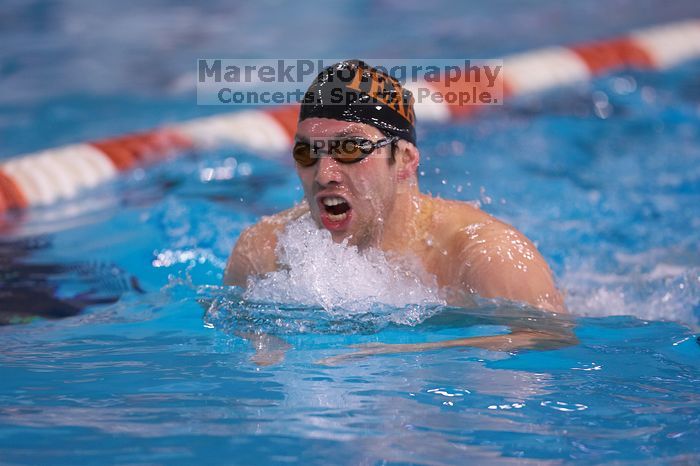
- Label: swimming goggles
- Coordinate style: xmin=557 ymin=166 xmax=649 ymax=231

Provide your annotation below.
xmin=292 ymin=136 xmax=397 ymax=167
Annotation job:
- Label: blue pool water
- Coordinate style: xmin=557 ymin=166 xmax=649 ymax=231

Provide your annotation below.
xmin=2 ymin=1 xmax=700 ymax=464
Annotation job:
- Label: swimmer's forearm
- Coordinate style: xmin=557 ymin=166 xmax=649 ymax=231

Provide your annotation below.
xmin=437 ymin=329 xmax=576 ymax=351
xmin=318 ymin=330 xmax=577 ymax=365
xmin=238 ymin=331 xmax=291 ymax=366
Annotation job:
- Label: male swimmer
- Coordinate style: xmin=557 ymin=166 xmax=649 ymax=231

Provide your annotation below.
xmin=224 ymin=60 xmax=574 ymax=362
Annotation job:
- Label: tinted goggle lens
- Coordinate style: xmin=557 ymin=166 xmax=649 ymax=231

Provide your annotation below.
xmin=292 ymin=142 xmax=315 ymax=166
xmin=335 ymin=139 xmax=370 ymax=163
xmin=293 ymin=138 xmax=382 ymax=166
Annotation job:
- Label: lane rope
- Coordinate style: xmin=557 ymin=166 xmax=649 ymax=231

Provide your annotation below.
xmin=1 ymin=19 xmax=698 ymax=212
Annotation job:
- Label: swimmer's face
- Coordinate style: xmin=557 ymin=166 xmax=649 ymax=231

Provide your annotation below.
xmin=294 ymin=118 xmax=399 ymax=247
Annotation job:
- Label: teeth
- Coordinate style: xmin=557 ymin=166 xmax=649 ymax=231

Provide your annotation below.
xmin=322 ymin=197 xmax=346 ymax=206
xmin=327 ymin=212 xmax=347 ymax=222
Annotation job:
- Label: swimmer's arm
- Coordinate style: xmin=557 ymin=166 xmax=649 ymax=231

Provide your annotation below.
xmin=224 ymin=228 xmax=291 ymax=364
xmin=224 ymin=223 xmax=279 ymax=287
xmin=456 ymin=226 xmax=566 ymax=313
xmin=318 ymin=328 xmax=576 ymax=365
xmin=224 ymin=205 xmax=312 ymax=365
xmin=224 ymin=227 xmax=260 ymax=287
xmin=224 ymin=203 xmax=310 ymax=287
xmin=239 ymin=332 xmax=292 ymax=366
xmin=316 ymin=232 xmax=575 ymax=365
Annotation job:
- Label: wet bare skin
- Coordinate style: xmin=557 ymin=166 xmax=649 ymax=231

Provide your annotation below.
xmin=224 ymin=118 xmax=572 ymax=364
xmin=226 ymin=198 xmax=563 ymax=310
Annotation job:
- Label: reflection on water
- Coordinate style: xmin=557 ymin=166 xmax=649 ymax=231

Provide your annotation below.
xmin=201 ymin=281 xmax=574 ymax=336
xmin=0 ymin=278 xmax=698 ymax=463
xmin=0 ymin=237 xmax=141 ymax=325
xmin=3 ymin=319 xmax=699 ymax=462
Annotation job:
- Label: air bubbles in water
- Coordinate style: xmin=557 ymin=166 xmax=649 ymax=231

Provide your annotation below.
xmin=612 ymin=76 xmax=637 ymax=95
xmin=479 ymin=186 xmax=492 ymax=205
xmin=592 ymin=91 xmax=613 ymax=119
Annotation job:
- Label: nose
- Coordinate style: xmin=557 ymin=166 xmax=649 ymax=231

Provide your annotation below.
xmin=314 ymin=155 xmax=343 ymax=187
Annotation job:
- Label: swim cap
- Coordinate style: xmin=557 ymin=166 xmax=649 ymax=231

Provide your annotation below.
xmin=299 ymin=60 xmax=417 ymax=146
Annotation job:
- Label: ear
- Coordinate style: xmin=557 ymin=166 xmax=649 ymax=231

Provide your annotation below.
xmin=395 ymin=141 xmax=420 ymax=182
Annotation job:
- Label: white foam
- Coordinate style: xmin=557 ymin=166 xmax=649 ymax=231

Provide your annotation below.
xmin=561 ymin=253 xmax=700 ymax=328
xmin=243 ymin=213 xmax=445 ymax=316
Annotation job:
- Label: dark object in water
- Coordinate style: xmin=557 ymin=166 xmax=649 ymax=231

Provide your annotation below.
xmin=0 ymin=237 xmax=143 ymax=324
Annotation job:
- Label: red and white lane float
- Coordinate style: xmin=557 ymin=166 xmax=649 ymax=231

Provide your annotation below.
xmin=1 ymin=19 xmax=699 ymax=213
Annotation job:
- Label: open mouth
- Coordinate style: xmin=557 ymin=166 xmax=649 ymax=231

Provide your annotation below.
xmin=322 ymin=196 xmax=351 ymax=220
xmin=319 ymin=196 xmax=352 ymax=226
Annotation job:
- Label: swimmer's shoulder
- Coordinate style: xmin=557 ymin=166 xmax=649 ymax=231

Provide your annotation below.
xmin=429 ymin=196 xmax=565 ymax=312
xmin=429 ymin=195 xmax=533 ymax=242
xmin=429 ymin=195 xmax=513 ymax=266
xmin=428 ymin=196 xmax=497 ymax=236
xmin=224 ymin=202 xmax=309 ymax=286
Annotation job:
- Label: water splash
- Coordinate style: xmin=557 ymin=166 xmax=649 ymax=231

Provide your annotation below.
xmin=195 ymin=213 xmax=447 ymax=334
xmin=561 ymin=248 xmax=700 ymax=328
xmin=201 ymin=289 xmax=444 ymax=335
xmin=244 ymin=213 xmax=445 ymax=313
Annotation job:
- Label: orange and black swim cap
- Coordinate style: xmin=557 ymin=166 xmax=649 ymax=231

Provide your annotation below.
xmin=299 ymin=60 xmax=417 ymax=146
